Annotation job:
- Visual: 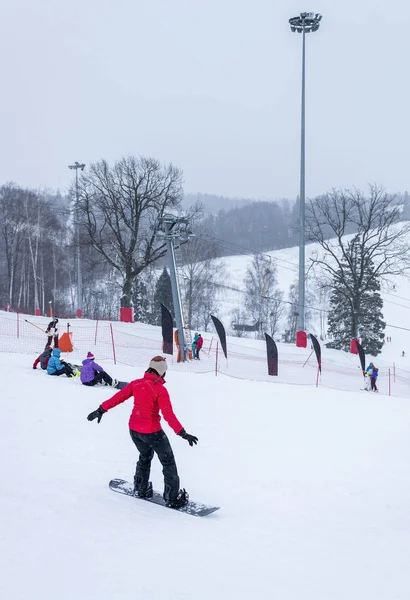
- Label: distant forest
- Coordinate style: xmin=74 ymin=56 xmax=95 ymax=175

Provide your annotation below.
xmin=184 ymin=192 xmax=300 ymax=257
xmin=1 ymin=165 xmax=409 ymax=329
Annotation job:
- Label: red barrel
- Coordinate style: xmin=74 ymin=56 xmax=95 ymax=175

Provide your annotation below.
xmin=296 ymin=330 xmax=307 ymax=348
xmin=120 ymin=307 xmax=134 ymax=323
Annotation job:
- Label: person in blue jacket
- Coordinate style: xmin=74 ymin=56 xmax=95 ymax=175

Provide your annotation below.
xmin=47 ymin=348 xmax=75 ymax=377
xmin=366 ymin=362 xmax=379 ymax=392
xmin=192 ymin=333 xmax=199 ymax=360
xmin=80 ymin=352 xmax=117 ymax=387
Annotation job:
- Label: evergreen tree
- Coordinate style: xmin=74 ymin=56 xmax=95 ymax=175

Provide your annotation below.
xmin=132 ymin=277 xmax=149 ymax=323
xmin=153 ymin=267 xmax=174 ymax=326
xmin=327 ymin=248 xmax=385 ymax=355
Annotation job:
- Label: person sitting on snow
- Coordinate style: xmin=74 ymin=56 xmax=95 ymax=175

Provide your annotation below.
xmin=80 ymin=352 xmax=117 ymax=387
xmin=47 ymin=348 xmax=75 ymax=377
xmin=33 ymin=345 xmax=52 ymax=370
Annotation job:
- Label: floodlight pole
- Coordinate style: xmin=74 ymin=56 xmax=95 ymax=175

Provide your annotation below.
xmin=289 ymin=12 xmax=322 ymax=333
xmin=68 ymin=161 xmax=86 ymax=317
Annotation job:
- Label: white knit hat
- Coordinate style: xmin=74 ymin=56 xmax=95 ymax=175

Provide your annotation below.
xmin=148 ymin=356 xmax=167 ymax=378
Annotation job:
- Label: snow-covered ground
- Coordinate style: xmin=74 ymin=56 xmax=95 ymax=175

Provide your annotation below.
xmin=1 ymin=352 xmax=410 ymax=599
xmin=1 ymin=310 xmax=410 ymax=398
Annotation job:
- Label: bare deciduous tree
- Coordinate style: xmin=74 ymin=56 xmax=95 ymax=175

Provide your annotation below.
xmin=0 ymin=184 xmax=25 ymax=304
xmin=179 ymin=235 xmax=225 ymax=330
xmin=244 ymin=254 xmax=283 ymax=338
xmin=306 ymin=185 xmax=410 ymax=339
xmin=75 ymin=156 xmax=183 ymax=307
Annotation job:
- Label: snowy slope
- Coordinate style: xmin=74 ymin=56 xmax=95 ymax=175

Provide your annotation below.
xmin=214 ymin=239 xmax=410 ymax=353
xmin=1 ymin=310 xmax=410 ymax=398
xmin=1 ymin=354 xmax=410 ymax=600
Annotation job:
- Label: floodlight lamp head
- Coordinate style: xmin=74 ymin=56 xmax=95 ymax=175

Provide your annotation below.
xmin=289 ymin=12 xmax=322 ymax=34
xmin=68 ymin=162 xmax=86 ymax=171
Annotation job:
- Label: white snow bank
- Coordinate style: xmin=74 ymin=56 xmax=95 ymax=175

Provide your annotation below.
xmin=1 ymin=353 xmax=410 ymax=599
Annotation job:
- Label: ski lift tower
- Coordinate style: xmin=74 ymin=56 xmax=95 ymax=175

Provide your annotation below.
xmin=158 ymin=214 xmax=192 ymax=361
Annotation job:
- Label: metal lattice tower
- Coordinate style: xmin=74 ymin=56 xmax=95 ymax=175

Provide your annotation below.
xmin=158 ymin=214 xmax=193 ymax=361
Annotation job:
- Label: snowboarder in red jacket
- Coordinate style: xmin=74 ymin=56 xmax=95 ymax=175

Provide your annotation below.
xmin=87 ymin=356 xmax=198 ymax=508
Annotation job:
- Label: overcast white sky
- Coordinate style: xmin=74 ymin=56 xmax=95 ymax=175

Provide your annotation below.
xmin=0 ymin=0 xmax=409 ymax=200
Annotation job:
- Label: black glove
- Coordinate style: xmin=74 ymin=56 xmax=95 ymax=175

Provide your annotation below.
xmin=178 ymin=429 xmax=198 ymax=446
xmin=87 ymin=406 xmax=107 ymax=423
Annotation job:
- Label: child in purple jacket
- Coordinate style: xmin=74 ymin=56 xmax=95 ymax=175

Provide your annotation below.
xmin=80 ymin=352 xmax=117 ymax=387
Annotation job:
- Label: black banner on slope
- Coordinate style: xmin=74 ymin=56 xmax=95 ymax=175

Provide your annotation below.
xmin=310 ymin=333 xmax=322 ymax=373
xmin=161 ymin=303 xmax=174 ymax=356
xmin=264 ymin=333 xmax=278 ymax=376
xmin=211 ymin=315 xmax=228 ymax=359
xmin=355 ymin=340 xmax=366 ymax=374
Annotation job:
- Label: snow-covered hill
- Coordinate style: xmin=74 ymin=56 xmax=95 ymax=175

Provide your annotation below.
xmin=213 ymin=238 xmax=410 ymax=356
xmin=1 ymin=353 xmax=410 ymax=600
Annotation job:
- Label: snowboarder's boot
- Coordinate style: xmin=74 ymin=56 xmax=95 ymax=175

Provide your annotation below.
xmin=134 ymin=480 xmax=153 ymax=499
xmin=166 ymin=488 xmax=189 ymax=509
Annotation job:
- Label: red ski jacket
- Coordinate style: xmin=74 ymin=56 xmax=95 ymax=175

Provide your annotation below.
xmin=196 ymin=336 xmax=203 ymax=349
xmin=100 ymin=371 xmax=183 ymax=435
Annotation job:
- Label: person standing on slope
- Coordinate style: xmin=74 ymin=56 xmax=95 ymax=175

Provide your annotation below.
xmin=366 ymin=362 xmax=379 ymax=392
xmin=192 ymin=332 xmax=199 ymax=359
xmin=45 ymin=317 xmax=59 ymax=349
xmin=87 ymin=356 xmax=198 ymax=509
xmin=196 ymin=334 xmax=204 ymax=360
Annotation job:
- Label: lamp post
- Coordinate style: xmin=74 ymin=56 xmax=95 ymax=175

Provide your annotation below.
xmin=68 ymin=161 xmax=86 ymax=318
xmin=289 ymin=12 xmax=322 ymax=335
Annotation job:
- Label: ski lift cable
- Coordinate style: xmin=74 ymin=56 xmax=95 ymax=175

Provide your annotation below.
xmin=196 ymin=233 xmax=298 ymax=272
xmin=209 ymin=279 xmax=410 ymax=335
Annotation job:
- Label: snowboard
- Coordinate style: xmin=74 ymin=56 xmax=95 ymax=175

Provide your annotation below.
xmin=109 ymin=478 xmax=220 ymax=517
xmin=114 ymin=381 xmax=129 ymax=390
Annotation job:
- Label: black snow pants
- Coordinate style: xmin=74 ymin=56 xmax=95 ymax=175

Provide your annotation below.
xmin=370 ymin=377 xmax=378 ymax=391
xmin=82 ymin=371 xmax=113 ymax=387
xmin=129 ymin=428 xmax=180 ymax=502
xmin=46 ymin=334 xmax=59 ymax=349
xmin=50 ymin=364 xmax=73 ymax=377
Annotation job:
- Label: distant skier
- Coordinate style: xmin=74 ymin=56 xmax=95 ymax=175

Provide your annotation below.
xmin=366 ymin=362 xmax=379 ymax=392
xmin=33 ymin=345 xmax=52 ymax=370
xmin=192 ymin=333 xmax=199 ymax=359
xmin=196 ymin=334 xmax=204 ymax=360
xmin=80 ymin=352 xmax=117 ymax=387
xmin=87 ymin=355 xmax=198 ymax=509
xmin=45 ymin=317 xmax=59 ymax=349
xmin=402 ymin=351 xmax=406 ymax=358
xmin=47 ymin=348 xmax=75 ymax=377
